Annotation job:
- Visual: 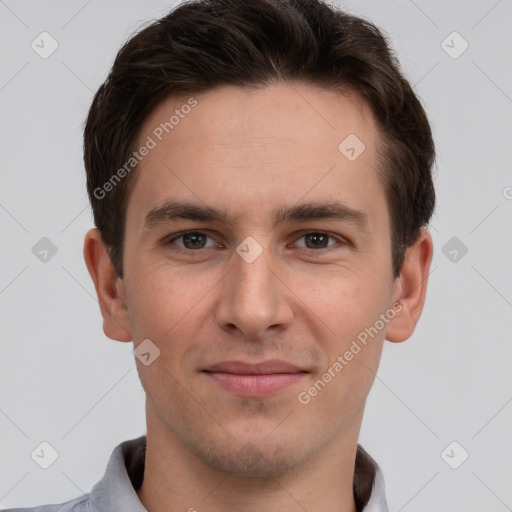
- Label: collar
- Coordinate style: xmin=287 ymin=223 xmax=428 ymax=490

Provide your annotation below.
xmin=90 ymin=436 xmax=388 ymax=511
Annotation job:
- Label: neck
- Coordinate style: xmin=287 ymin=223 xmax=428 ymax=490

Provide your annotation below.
xmin=136 ymin=409 xmax=364 ymax=512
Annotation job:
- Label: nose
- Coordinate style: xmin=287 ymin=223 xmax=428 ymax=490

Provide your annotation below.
xmin=214 ymin=242 xmax=294 ymax=340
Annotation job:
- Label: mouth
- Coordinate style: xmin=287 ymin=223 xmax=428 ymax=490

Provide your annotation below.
xmin=202 ymin=360 xmax=308 ymax=397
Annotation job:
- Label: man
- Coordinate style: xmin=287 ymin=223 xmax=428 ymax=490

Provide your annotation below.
xmin=6 ymin=0 xmax=435 ymax=510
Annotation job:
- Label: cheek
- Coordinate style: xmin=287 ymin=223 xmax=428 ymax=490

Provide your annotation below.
xmin=301 ymin=271 xmax=389 ymax=374
xmin=295 ymin=269 xmax=371 ymax=338
xmin=125 ymin=262 xmax=209 ymax=342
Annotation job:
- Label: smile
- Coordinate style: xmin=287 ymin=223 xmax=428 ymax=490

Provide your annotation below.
xmin=202 ymin=359 xmax=308 ymax=397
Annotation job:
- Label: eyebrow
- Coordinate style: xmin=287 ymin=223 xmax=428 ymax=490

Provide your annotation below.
xmin=143 ymin=200 xmax=371 ymax=233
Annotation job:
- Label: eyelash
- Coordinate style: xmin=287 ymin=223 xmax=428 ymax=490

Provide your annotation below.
xmin=165 ymin=230 xmax=349 ymax=255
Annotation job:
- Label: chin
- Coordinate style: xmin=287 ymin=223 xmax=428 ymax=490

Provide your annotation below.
xmin=188 ymin=432 xmax=317 ymax=478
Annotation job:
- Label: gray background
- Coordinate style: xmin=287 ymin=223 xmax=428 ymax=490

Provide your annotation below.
xmin=1 ymin=0 xmax=511 ymax=510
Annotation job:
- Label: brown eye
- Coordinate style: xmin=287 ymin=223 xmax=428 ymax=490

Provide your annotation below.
xmin=167 ymin=231 xmax=217 ymax=250
xmin=293 ymin=232 xmax=343 ymax=250
xmin=181 ymin=232 xmax=207 ymax=249
xmin=303 ymin=233 xmax=331 ymax=249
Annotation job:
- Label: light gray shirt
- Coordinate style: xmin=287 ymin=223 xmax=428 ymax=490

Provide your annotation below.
xmin=3 ymin=436 xmax=389 ymax=512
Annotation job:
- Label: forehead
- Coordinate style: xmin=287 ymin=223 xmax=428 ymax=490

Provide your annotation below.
xmin=127 ymin=81 xmax=387 ymax=232
xmin=145 ymin=82 xmax=376 ymax=155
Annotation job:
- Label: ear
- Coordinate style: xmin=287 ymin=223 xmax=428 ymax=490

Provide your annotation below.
xmin=385 ymin=228 xmax=434 ymax=343
xmin=83 ymin=228 xmax=132 ymax=342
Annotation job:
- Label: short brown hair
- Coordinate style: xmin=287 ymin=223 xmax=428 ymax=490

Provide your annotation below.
xmin=84 ymin=0 xmax=436 ymax=280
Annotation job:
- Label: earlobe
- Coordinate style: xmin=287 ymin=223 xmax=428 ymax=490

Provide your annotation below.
xmin=83 ymin=228 xmax=132 ymax=342
xmin=385 ymin=228 xmax=434 ymax=343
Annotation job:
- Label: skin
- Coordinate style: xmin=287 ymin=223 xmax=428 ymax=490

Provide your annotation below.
xmin=84 ymin=81 xmax=433 ymax=512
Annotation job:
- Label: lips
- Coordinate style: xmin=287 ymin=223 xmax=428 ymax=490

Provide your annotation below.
xmin=204 ymin=359 xmax=307 ymax=375
xmin=202 ymin=360 xmax=308 ymax=396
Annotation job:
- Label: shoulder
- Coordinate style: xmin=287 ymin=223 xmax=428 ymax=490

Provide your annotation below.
xmin=1 ymin=493 xmax=90 ymax=512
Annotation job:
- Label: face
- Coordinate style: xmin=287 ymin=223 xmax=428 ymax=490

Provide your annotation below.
xmin=118 ymin=81 xmax=402 ymax=476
